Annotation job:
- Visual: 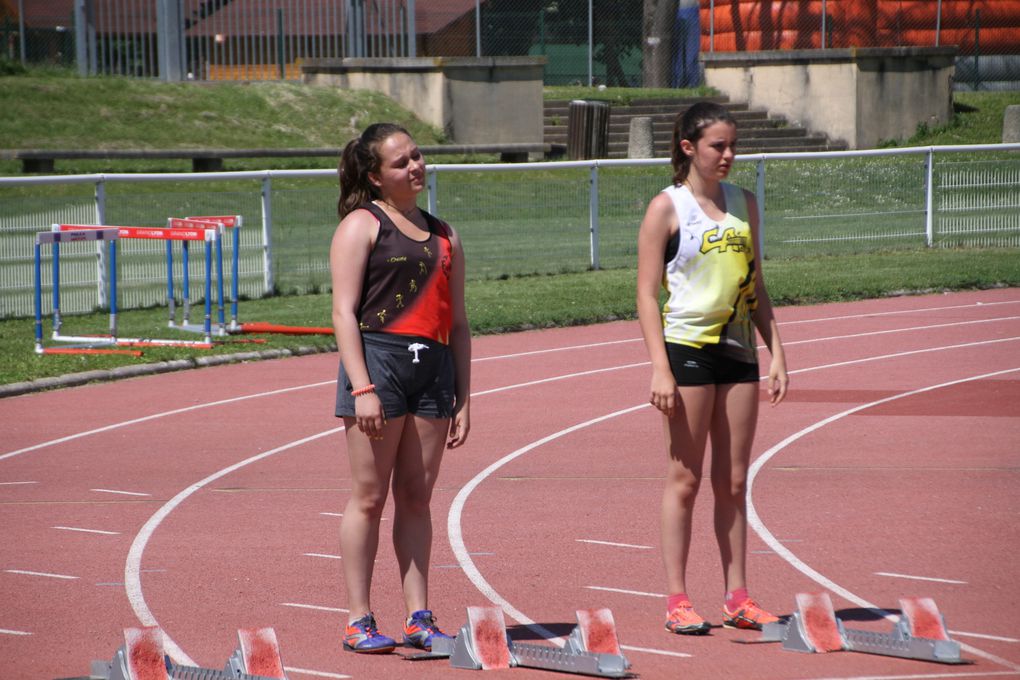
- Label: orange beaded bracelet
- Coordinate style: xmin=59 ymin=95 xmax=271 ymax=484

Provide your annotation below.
xmin=351 ymin=384 xmax=376 ymax=397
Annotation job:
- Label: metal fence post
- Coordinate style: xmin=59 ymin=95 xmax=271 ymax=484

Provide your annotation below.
xmin=589 ymin=163 xmax=600 ymax=270
xmin=755 ymin=158 xmax=766 ymax=257
xmin=261 ymin=177 xmax=275 ymax=295
xmin=427 ymin=169 xmax=438 ymax=215
xmin=17 ymin=0 xmax=26 ymax=64
xmin=156 ymin=0 xmax=185 ymax=81
xmin=925 ymin=148 xmax=935 ymax=248
xmin=95 ymin=179 xmax=107 ymax=307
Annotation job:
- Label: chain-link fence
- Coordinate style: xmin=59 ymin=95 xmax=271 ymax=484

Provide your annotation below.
xmin=5 ymin=1 xmax=1018 ymax=88
xmin=2 ymin=144 xmax=1019 ymax=318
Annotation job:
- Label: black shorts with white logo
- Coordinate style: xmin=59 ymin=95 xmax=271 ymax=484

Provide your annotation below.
xmin=665 ymin=341 xmax=759 ymax=386
xmin=335 ymin=332 xmax=455 ymax=420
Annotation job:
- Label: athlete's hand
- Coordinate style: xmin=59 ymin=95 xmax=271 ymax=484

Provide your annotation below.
xmin=447 ymin=401 xmax=470 ymax=448
xmin=355 ymin=393 xmax=386 ymax=439
xmin=766 ymin=357 xmax=789 ymax=406
xmin=650 ymin=368 xmax=679 ymax=418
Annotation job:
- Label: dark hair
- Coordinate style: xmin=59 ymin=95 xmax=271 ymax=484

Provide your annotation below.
xmin=670 ymin=102 xmax=737 ymax=185
xmin=337 ymin=123 xmax=413 ymax=218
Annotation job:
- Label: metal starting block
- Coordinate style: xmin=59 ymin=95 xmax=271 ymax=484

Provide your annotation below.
xmin=761 ymin=593 xmax=967 ymax=665
xmin=433 ymin=606 xmax=632 ymax=677
xmin=91 ymin=626 xmax=288 ymax=680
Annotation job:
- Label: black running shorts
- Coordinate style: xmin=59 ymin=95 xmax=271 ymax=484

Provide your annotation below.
xmin=335 ymin=332 xmax=455 ymax=420
xmin=665 ymin=341 xmax=759 ymax=386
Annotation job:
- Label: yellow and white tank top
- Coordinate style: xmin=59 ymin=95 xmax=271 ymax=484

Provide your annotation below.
xmin=660 ymin=182 xmax=758 ymax=363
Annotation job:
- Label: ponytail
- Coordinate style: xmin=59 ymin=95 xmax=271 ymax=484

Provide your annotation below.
xmin=337 ymin=123 xmax=412 ymax=219
xmin=670 ymin=102 xmax=737 ymax=186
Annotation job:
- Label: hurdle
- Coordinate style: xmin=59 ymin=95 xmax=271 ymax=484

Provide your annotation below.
xmin=760 ymin=592 xmax=967 ymax=664
xmin=424 ymin=606 xmax=632 ymax=677
xmin=167 ymin=217 xmax=228 ymax=337
xmin=53 ymin=224 xmax=218 ymax=348
xmin=186 ymin=214 xmax=243 ymax=331
xmin=92 ymin=625 xmax=289 ymax=680
xmin=32 ymin=228 xmax=142 ymax=356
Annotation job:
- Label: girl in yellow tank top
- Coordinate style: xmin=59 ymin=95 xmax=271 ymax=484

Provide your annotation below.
xmin=636 ymin=102 xmax=790 ymax=636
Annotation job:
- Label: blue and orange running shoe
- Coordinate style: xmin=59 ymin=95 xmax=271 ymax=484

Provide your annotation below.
xmin=722 ymin=598 xmax=779 ymax=630
xmin=343 ymin=612 xmax=396 ymax=653
xmin=403 ymin=609 xmax=452 ymax=651
xmin=665 ymin=602 xmax=711 ymax=635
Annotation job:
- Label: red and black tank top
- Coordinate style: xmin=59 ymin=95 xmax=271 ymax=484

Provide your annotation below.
xmin=355 ymin=202 xmax=454 ymax=344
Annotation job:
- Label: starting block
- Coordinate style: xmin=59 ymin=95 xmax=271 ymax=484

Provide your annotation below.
xmin=432 ymin=606 xmax=632 ymax=678
xmin=761 ymin=593 xmax=967 ymax=665
xmin=92 ymin=626 xmax=288 ymax=680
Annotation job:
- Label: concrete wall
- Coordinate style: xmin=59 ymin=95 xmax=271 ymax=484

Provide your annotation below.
xmin=703 ymin=48 xmax=956 ymax=149
xmin=301 ymin=57 xmax=546 ymax=145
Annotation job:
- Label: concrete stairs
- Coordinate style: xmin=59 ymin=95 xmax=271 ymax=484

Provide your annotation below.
xmin=544 ymin=95 xmax=848 ymax=158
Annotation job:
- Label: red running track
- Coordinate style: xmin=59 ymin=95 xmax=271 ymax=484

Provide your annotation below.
xmin=1 ymin=289 xmax=1019 ymax=680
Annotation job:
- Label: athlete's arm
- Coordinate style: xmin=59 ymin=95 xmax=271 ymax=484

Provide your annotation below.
xmin=446 ymin=225 xmax=471 ymax=448
xmin=745 ymin=190 xmax=788 ymax=406
xmin=330 ymin=209 xmax=387 ymax=434
xmin=637 ymin=192 xmax=681 ymax=418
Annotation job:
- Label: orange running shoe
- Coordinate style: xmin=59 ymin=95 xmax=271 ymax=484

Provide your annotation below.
xmin=722 ymin=598 xmax=779 ymax=630
xmin=665 ymin=602 xmax=711 ymax=635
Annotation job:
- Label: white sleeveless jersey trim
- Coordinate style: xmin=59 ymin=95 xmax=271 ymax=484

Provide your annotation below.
xmin=660 ymin=182 xmax=758 ymax=363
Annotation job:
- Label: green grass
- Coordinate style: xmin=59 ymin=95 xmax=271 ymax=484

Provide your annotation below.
xmin=883 ymin=91 xmax=1020 ymax=147
xmin=2 ymin=248 xmax=1017 ymax=388
xmin=1 ymin=72 xmax=1017 ymax=390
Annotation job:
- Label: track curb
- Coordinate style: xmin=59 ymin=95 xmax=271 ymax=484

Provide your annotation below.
xmin=0 ymin=344 xmax=337 ymax=399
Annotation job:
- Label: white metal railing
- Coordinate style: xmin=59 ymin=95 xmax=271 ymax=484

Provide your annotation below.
xmin=2 ymin=143 xmax=1019 ymax=319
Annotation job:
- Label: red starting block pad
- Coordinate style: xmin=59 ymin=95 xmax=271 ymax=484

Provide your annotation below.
xmin=434 ymin=606 xmax=631 ymax=677
xmin=761 ymin=593 xmax=967 ymax=665
xmin=92 ymin=626 xmax=289 ymax=680
xmin=227 ymin=628 xmax=287 ymax=679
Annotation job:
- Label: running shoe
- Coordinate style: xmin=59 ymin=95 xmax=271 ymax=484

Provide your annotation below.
xmin=343 ymin=612 xmax=396 ymax=653
xmin=722 ymin=598 xmax=779 ymax=630
xmin=403 ymin=609 xmax=452 ymax=651
xmin=665 ymin=602 xmax=711 ymax=635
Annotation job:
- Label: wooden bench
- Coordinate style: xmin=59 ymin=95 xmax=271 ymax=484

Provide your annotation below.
xmin=0 ymin=143 xmax=566 ymax=173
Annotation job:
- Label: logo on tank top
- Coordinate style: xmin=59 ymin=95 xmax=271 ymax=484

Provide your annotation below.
xmin=700 ymin=225 xmax=748 ymax=255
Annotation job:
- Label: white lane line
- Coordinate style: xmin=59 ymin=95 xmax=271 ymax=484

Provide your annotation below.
xmin=949 ymin=631 xmax=1019 ymax=644
xmin=91 ymin=488 xmax=151 ymax=497
xmin=5 ymin=569 xmax=78 ymax=580
xmin=53 ymin=526 xmax=120 ymax=535
xmin=447 ymin=347 xmax=1020 ymax=667
xmin=281 ymin=603 xmax=348 ymax=613
xmin=779 ymin=299 xmax=1020 ymax=327
xmin=23 ymin=310 xmax=1011 ymax=670
xmin=0 ymin=380 xmax=337 ymax=462
xmin=620 ymin=644 xmax=692 ymax=658
xmin=576 ymin=539 xmax=653 ymax=550
xmin=799 ymin=672 xmax=1020 ymax=680
xmin=124 ymin=426 xmax=347 ymax=667
xmin=6 ymin=300 xmax=1017 ymax=464
xmin=746 ymin=366 xmax=1020 ymax=673
xmin=121 ymin=366 xmax=660 ymax=665
xmin=874 ymin=571 xmax=968 ymax=585
xmin=0 ymin=481 xmax=37 ymax=486
xmin=448 ymin=404 xmax=648 ymax=647
xmin=318 ymin=512 xmax=342 ymax=517
xmin=0 ymin=628 xmax=32 ymax=636
xmin=283 ymin=667 xmax=352 ymax=679
xmin=303 ymin=553 xmax=342 ymax=560
xmin=585 ymin=586 xmax=663 ymax=598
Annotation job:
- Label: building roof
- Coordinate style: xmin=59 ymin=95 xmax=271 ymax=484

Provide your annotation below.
xmin=20 ymin=0 xmax=478 ymax=36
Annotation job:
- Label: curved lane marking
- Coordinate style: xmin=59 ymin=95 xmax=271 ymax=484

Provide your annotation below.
xmin=746 ymin=367 xmax=1020 ymax=672
xmin=449 ymin=348 xmax=1020 ymax=667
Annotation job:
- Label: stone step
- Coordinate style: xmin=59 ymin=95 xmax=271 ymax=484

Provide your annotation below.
xmin=544 ymin=94 xmax=845 ymax=157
